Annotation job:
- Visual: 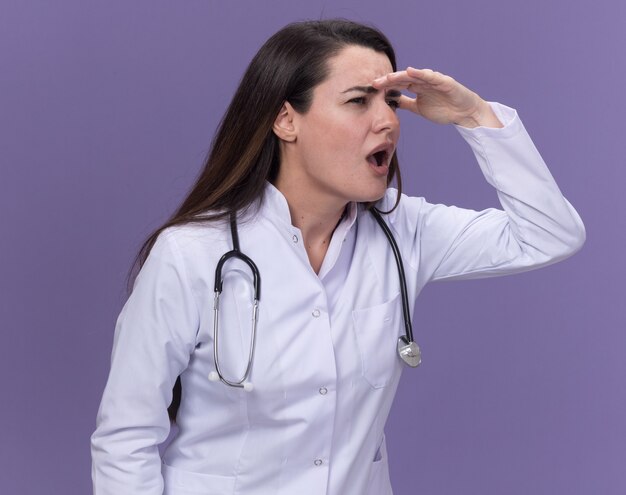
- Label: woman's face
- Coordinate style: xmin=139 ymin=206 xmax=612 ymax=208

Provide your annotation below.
xmin=278 ymin=45 xmax=401 ymax=208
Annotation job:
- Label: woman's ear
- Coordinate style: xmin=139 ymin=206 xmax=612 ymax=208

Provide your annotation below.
xmin=273 ymin=102 xmax=297 ymax=142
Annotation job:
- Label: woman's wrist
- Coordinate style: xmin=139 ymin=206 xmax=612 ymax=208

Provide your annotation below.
xmin=455 ymin=99 xmax=504 ymax=129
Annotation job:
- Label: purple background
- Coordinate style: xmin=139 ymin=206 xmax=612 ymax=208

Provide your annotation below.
xmin=1 ymin=1 xmax=624 ymax=493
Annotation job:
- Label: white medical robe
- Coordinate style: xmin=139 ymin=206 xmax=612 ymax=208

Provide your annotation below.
xmin=91 ymin=103 xmax=585 ymax=494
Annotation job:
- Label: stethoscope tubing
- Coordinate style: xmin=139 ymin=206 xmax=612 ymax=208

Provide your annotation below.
xmin=212 ymin=213 xmax=261 ymax=389
xmin=369 ymin=208 xmax=414 ymax=344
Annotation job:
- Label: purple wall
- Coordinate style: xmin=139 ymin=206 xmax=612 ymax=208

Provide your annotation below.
xmin=1 ymin=1 xmax=624 ymax=493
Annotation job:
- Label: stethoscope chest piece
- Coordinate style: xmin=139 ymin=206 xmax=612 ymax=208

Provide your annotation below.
xmin=397 ymin=336 xmax=421 ymax=368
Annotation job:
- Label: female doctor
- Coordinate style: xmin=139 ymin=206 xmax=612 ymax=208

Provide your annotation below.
xmin=91 ymin=19 xmax=585 ymax=495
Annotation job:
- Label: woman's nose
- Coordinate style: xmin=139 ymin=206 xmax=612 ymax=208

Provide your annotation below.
xmin=373 ymin=100 xmax=400 ymax=135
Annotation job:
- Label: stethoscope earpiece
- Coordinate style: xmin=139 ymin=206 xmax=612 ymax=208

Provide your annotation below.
xmin=208 ymin=371 xmax=254 ymax=392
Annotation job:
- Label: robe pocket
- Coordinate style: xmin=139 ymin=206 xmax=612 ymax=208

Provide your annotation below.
xmin=366 ymin=435 xmax=393 ymax=495
xmin=162 ymin=463 xmax=236 ymax=495
xmin=352 ymin=292 xmax=402 ymax=389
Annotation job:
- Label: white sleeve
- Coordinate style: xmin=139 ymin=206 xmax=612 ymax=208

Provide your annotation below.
xmin=384 ymin=102 xmax=586 ymax=283
xmin=91 ymin=231 xmax=200 ymax=494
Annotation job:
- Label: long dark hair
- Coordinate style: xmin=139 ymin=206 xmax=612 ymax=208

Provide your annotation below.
xmin=130 ymin=19 xmax=402 ymax=421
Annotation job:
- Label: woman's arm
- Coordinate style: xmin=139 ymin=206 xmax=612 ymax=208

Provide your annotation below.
xmin=374 ymin=69 xmax=585 ymax=282
xmin=91 ymin=231 xmax=200 ymax=494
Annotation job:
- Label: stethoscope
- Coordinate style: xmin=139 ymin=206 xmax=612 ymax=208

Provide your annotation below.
xmin=208 ymin=209 xmax=421 ymax=391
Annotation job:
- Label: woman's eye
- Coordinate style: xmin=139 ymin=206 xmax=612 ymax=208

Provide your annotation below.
xmin=387 ymin=99 xmax=400 ymax=110
xmin=348 ymin=97 xmax=367 ymax=105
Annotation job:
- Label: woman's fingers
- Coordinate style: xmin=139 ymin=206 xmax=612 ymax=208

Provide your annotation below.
xmin=373 ymin=67 xmax=449 ymax=91
xmin=397 ymin=94 xmax=419 ymax=113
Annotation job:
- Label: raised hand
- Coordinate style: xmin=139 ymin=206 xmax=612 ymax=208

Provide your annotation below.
xmin=373 ymin=67 xmax=503 ymax=128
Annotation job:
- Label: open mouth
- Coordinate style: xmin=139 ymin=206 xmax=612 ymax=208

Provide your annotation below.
xmin=368 ymin=149 xmax=389 ymax=167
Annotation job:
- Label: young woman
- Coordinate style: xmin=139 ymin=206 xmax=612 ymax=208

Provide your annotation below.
xmin=91 ymin=19 xmax=585 ymax=495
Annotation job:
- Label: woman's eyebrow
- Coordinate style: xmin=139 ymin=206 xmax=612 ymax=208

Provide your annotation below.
xmin=341 ymin=85 xmax=402 ymax=98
